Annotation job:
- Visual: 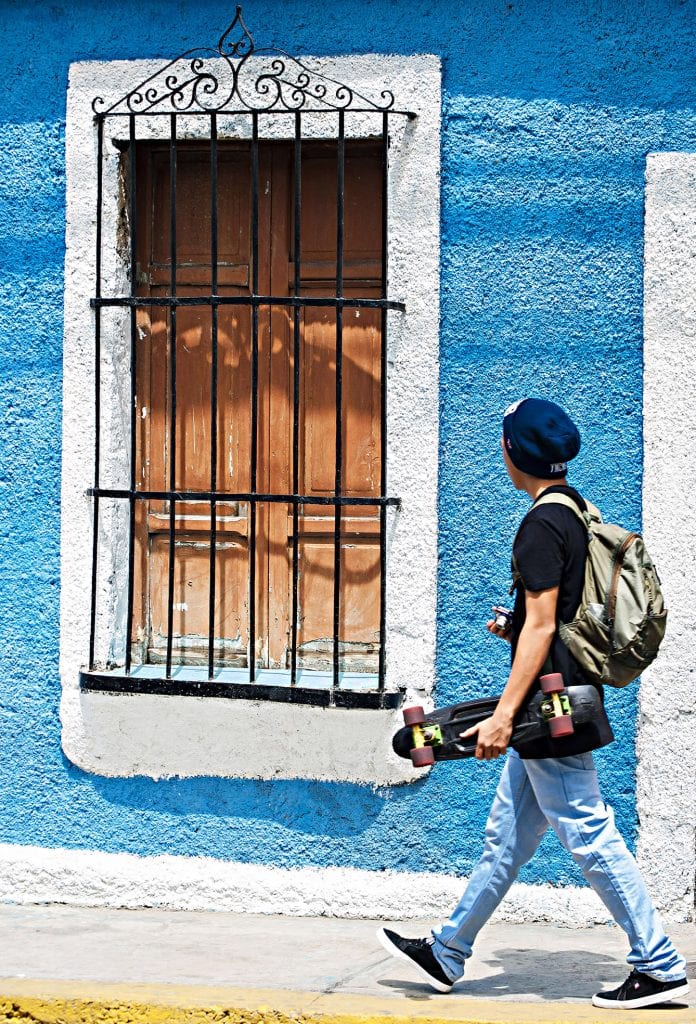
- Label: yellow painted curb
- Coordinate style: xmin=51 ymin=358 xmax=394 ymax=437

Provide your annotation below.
xmin=0 ymin=979 xmax=693 ymax=1024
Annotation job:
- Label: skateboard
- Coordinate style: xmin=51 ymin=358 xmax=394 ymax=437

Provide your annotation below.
xmin=393 ymin=674 xmax=603 ymax=767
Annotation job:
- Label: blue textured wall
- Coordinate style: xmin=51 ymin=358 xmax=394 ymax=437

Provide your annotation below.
xmin=1 ymin=0 xmax=695 ymax=886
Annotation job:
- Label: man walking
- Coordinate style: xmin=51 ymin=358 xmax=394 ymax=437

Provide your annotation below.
xmin=378 ymin=398 xmax=689 ymax=1010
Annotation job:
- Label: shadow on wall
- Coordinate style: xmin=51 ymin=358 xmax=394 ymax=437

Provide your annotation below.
xmin=63 ymin=751 xmax=430 ymax=837
xmin=59 ymin=748 xmax=594 ymax=888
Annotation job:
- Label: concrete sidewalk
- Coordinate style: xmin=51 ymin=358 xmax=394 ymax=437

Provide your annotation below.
xmin=0 ymin=902 xmax=693 ymax=1023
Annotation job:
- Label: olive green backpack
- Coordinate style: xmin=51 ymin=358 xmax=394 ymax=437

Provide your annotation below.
xmin=516 ymin=494 xmax=668 ymax=688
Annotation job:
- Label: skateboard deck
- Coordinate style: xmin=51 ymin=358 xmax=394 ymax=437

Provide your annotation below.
xmin=392 ymin=683 xmax=603 ymax=765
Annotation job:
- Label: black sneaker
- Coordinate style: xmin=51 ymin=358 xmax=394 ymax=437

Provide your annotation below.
xmin=592 ymin=969 xmax=690 ymax=1009
xmin=377 ymin=927 xmax=454 ymax=993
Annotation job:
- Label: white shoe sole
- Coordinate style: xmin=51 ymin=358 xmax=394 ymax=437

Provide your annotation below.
xmin=592 ymin=980 xmax=690 ymax=1009
xmin=376 ymin=927 xmax=454 ymax=994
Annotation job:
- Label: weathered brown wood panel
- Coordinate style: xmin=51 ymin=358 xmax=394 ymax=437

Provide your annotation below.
xmin=132 ymin=140 xmax=383 ymax=673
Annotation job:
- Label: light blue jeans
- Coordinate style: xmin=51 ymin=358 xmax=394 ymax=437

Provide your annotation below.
xmin=432 ymin=750 xmax=687 ymax=984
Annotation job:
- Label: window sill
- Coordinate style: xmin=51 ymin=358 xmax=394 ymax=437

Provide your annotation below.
xmin=80 ymin=666 xmax=402 ymax=710
xmin=64 ymin=670 xmax=420 ymax=784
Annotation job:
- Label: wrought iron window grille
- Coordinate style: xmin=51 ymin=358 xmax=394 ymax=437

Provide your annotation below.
xmin=91 ymin=6 xmax=416 ymax=118
xmin=82 ymin=8 xmax=411 ymax=710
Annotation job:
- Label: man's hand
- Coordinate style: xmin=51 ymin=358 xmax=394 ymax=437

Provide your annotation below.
xmin=461 ymin=712 xmax=514 ymax=761
xmin=468 ymin=586 xmax=559 ymax=760
xmin=486 ymin=611 xmax=512 ymax=643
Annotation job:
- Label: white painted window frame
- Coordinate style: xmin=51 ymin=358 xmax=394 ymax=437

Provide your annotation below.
xmin=59 ymin=55 xmax=441 ymax=784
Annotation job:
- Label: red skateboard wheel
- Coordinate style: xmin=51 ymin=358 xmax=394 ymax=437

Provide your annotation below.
xmin=549 ymin=715 xmax=575 ymax=738
xmin=540 ymin=672 xmax=564 ymax=694
xmin=410 ymin=746 xmax=435 ymax=767
xmin=403 ymin=706 xmax=426 ymax=727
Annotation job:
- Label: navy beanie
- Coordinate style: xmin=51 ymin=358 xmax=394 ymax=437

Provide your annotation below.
xmin=503 ymin=398 xmax=581 ymax=479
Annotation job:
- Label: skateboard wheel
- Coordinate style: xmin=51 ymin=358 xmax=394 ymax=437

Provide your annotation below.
xmin=410 ymin=746 xmax=435 ymax=767
xmin=540 ymin=672 xmax=564 ymax=695
xmin=403 ymin=705 xmax=426 ymax=727
xmin=549 ymin=714 xmax=575 ymax=738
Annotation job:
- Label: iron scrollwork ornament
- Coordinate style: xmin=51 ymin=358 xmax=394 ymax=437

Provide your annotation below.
xmin=92 ymin=6 xmax=395 ymax=116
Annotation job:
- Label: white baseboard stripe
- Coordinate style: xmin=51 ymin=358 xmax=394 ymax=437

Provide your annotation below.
xmin=0 ymin=843 xmax=615 ymax=926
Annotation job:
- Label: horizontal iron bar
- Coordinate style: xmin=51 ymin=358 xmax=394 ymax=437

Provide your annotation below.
xmin=80 ymin=671 xmax=403 ymax=710
xmin=91 ymin=295 xmax=406 ymax=311
xmin=97 ymin=109 xmax=417 ymax=121
xmin=87 ymin=487 xmax=401 ymax=507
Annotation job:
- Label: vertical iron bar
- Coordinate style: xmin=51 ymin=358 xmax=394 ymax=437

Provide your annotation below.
xmin=290 ymin=111 xmax=302 ymax=685
xmin=332 ymin=111 xmax=345 ymax=696
xmin=249 ymin=112 xmax=259 ymax=682
xmin=208 ymin=113 xmax=219 ymax=679
xmin=125 ymin=114 xmax=138 ymax=675
xmin=165 ymin=114 xmax=178 ymax=677
xmin=89 ymin=115 xmax=104 ymax=670
xmin=378 ymin=111 xmax=389 ymax=693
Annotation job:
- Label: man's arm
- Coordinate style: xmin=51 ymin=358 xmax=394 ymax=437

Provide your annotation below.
xmin=462 ymin=586 xmax=559 ymax=760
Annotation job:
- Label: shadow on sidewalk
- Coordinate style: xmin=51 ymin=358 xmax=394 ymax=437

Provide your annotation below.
xmin=375 ymin=946 xmax=684 ymax=1003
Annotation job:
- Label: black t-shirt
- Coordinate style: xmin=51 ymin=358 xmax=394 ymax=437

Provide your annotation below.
xmin=510 ymin=484 xmax=614 ymax=759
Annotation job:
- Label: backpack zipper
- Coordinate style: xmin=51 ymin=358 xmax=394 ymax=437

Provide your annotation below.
xmin=607 ymin=533 xmax=639 ymax=627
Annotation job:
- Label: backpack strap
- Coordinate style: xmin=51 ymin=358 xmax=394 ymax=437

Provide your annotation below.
xmin=532 ymin=492 xmax=602 ymax=530
xmin=507 ymin=489 xmax=593 ymax=679
xmin=509 ymin=491 xmax=600 ymax=596
xmin=511 ymin=492 xmax=603 ymax=680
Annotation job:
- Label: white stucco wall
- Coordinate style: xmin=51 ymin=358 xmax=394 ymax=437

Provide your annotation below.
xmin=60 ymin=55 xmax=441 ymax=783
xmin=639 ymin=152 xmax=696 ymax=921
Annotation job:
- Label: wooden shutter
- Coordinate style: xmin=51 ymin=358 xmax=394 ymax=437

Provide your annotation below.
xmin=132 ymin=140 xmax=383 ymax=674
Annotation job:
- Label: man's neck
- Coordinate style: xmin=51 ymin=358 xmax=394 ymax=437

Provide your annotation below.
xmin=525 ymin=477 xmax=568 ymax=501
